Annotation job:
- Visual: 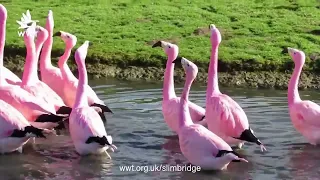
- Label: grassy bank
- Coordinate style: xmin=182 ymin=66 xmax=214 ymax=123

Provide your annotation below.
xmin=1 ymin=0 xmax=320 ymax=89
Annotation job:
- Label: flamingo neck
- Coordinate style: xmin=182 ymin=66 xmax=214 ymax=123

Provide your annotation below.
xmin=74 ymin=58 xmax=88 ymax=108
xmin=206 ymin=44 xmax=220 ymax=99
xmin=58 ymin=45 xmax=72 ymax=67
xmin=0 ymin=15 xmax=6 ymax=85
xmin=288 ymin=62 xmax=303 ymax=105
xmin=179 ymin=74 xmax=194 ymax=129
xmin=163 ymin=56 xmax=176 ymax=100
xmin=21 ymin=38 xmax=37 ymax=86
xmin=40 ymin=34 xmax=53 ymax=71
xmin=58 ymin=45 xmax=76 ymax=81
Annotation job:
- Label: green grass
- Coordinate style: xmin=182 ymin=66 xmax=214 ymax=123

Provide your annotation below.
xmin=2 ymin=0 xmax=320 ymax=72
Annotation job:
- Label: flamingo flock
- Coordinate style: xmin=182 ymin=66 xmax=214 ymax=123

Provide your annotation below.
xmin=0 ymin=4 xmax=318 ymax=172
xmin=0 ymin=6 xmax=115 ymax=156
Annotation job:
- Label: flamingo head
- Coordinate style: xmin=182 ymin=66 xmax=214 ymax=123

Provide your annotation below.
xmin=173 ymin=57 xmax=198 ymax=80
xmin=152 ymin=40 xmax=178 ymax=61
xmin=288 ymin=47 xmax=305 ymax=66
xmin=35 ymin=26 xmax=48 ymax=43
xmin=209 ymin=24 xmax=221 ymax=46
xmin=75 ymin=41 xmax=90 ymax=65
xmin=45 ymin=10 xmax=54 ymax=34
xmin=0 ymin=4 xmax=7 ymax=21
xmin=53 ymin=31 xmax=77 ymax=48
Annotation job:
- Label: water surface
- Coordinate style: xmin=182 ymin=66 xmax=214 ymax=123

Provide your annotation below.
xmin=2 ymin=78 xmax=320 ymax=180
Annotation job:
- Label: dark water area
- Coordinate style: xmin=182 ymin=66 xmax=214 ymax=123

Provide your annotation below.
xmin=2 ymin=78 xmax=320 ymax=180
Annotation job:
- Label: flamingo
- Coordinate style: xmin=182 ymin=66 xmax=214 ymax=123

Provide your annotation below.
xmin=16 ymin=18 xmax=72 ymax=116
xmin=0 ymin=8 xmax=67 ymax=130
xmin=205 ymin=24 xmax=266 ymax=151
xmin=0 ymin=98 xmax=52 ymax=154
xmin=287 ymin=47 xmax=320 ymax=145
xmin=0 ymin=6 xmax=22 ymax=84
xmin=39 ymin=10 xmax=65 ymax=99
xmin=52 ymin=31 xmax=113 ymax=122
xmin=174 ymin=56 xmax=247 ymax=170
xmin=69 ymin=41 xmax=116 ymax=156
xmin=152 ymin=41 xmax=206 ymax=133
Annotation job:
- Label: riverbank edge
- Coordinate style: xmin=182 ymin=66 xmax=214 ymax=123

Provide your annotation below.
xmin=4 ymin=46 xmax=320 ymax=90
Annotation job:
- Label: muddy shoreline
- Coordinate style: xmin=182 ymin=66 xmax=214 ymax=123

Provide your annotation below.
xmin=5 ymin=55 xmax=320 ymax=90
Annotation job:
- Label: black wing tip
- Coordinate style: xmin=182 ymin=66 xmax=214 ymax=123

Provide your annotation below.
xmin=91 ymin=103 xmax=113 ymax=114
xmin=56 ymin=106 xmax=72 ymax=115
xmin=10 ymin=126 xmax=46 ymax=138
xmin=85 ymin=136 xmax=111 ymax=146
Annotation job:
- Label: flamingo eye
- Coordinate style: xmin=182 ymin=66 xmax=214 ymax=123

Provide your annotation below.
xmin=293 ymin=52 xmax=296 ymax=55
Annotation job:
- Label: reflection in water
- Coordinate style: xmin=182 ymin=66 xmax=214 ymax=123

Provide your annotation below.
xmin=1 ymin=78 xmax=320 ymax=179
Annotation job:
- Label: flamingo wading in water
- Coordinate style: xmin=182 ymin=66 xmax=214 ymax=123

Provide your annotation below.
xmin=69 ymin=41 xmax=116 ymax=156
xmin=205 ymin=24 xmax=266 ymax=151
xmin=152 ymin=41 xmax=206 ymax=133
xmin=174 ymin=56 xmax=248 ymax=170
xmin=0 ymin=8 xmax=67 ymax=130
xmin=16 ymin=12 xmax=72 ymax=116
xmin=287 ymin=47 xmax=320 ymax=145
xmin=52 ymin=31 xmax=112 ymax=122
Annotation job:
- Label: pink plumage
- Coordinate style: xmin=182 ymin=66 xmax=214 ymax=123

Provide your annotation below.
xmin=152 ymin=41 xmax=206 ymax=133
xmin=287 ymin=47 xmax=320 ymax=145
xmin=69 ymin=41 xmax=116 ymax=156
xmin=176 ymin=57 xmax=247 ymax=170
xmin=205 ymin=24 xmax=266 ymax=151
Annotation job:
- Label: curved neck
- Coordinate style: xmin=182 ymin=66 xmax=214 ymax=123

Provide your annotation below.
xmin=0 ymin=16 xmax=6 ymax=85
xmin=22 ymin=38 xmax=37 ymax=85
xmin=74 ymin=58 xmax=88 ymax=108
xmin=40 ymin=34 xmax=53 ymax=70
xmin=206 ymin=44 xmax=220 ymax=99
xmin=179 ymin=75 xmax=194 ymax=129
xmin=163 ymin=57 xmax=176 ymax=100
xmin=58 ymin=45 xmax=72 ymax=67
xmin=288 ymin=63 xmax=303 ymax=105
xmin=58 ymin=45 xmax=76 ymax=80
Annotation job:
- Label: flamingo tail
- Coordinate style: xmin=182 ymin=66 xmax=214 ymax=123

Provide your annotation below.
xmin=85 ymin=135 xmax=111 ymax=146
xmin=56 ymin=106 xmax=72 ymax=115
xmin=10 ymin=126 xmax=46 ymax=138
xmin=91 ymin=103 xmax=113 ymax=114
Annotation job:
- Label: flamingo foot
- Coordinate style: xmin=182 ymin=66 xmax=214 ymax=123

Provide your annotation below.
xmin=260 ymin=144 xmax=267 ymax=152
xmin=105 ymin=151 xmax=112 ymax=159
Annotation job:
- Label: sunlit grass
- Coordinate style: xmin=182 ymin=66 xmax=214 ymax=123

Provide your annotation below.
xmin=2 ymin=0 xmax=320 ymax=71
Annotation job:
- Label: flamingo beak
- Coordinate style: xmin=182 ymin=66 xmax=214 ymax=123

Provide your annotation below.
xmin=152 ymin=41 xmax=162 ymax=48
xmin=52 ymin=31 xmax=61 ymax=37
xmin=172 ymin=56 xmax=182 ymax=64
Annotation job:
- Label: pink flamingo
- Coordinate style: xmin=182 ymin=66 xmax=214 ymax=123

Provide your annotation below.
xmin=174 ymin=56 xmax=247 ymax=170
xmin=287 ymin=47 xmax=320 ymax=145
xmin=152 ymin=41 xmax=206 ymax=133
xmin=39 ymin=10 xmax=65 ymax=99
xmin=17 ymin=23 xmax=72 ymax=116
xmin=0 ymin=8 xmax=67 ymax=130
xmin=205 ymin=24 xmax=266 ymax=151
xmin=69 ymin=41 xmax=116 ymax=156
xmin=52 ymin=31 xmax=113 ymax=122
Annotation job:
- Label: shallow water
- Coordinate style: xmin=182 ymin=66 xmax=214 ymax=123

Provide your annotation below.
xmin=3 ymin=78 xmax=320 ymax=180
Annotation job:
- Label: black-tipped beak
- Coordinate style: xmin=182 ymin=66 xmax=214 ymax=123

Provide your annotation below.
xmin=172 ymin=56 xmax=182 ymax=64
xmin=152 ymin=41 xmax=162 ymax=48
xmin=53 ymin=31 xmax=61 ymax=37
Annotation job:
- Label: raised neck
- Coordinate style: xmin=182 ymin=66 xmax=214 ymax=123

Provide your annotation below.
xmin=179 ymin=74 xmax=194 ymax=129
xmin=0 ymin=14 xmax=6 ymax=85
xmin=21 ymin=37 xmax=37 ymax=86
xmin=73 ymin=57 xmax=88 ymax=108
xmin=163 ymin=55 xmax=176 ymax=100
xmin=206 ymin=44 xmax=220 ymax=99
xmin=288 ymin=62 xmax=303 ymax=105
xmin=40 ymin=27 xmax=53 ymax=70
